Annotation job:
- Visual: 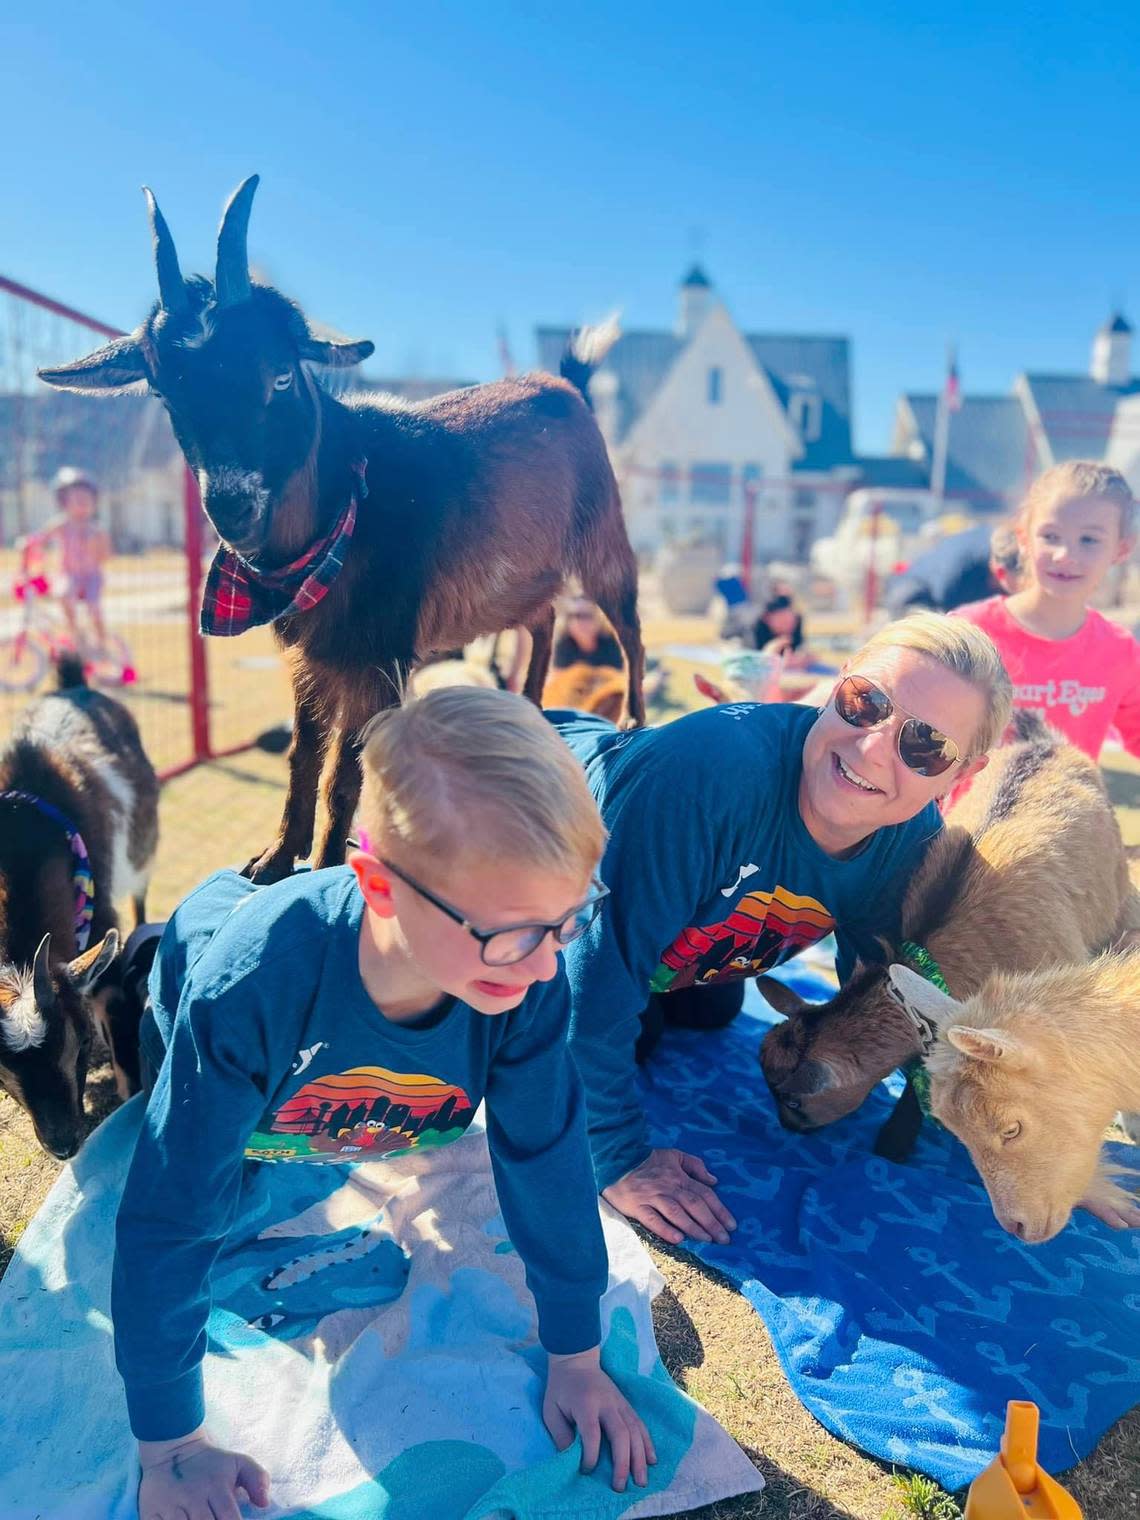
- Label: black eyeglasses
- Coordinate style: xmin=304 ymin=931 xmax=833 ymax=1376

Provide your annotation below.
xmin=379 ymin=857 xmax=609 ymax=967
xmin=833 ymin=674 xmax=962 ymax=778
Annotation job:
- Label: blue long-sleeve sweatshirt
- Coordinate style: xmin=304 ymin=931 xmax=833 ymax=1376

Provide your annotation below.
xmin=553 ymin=702 xmax=942 ymax=1192
xmin=113 ymin=867 xmax=608 ymax=1441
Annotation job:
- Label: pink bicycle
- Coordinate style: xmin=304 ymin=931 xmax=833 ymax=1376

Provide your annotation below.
xmin=0 ymin=540 xmax=137 ymax=694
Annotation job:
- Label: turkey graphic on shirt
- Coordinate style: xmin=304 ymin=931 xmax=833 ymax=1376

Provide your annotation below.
xmin=245 ymin=1066 xmax=476 ymax=1163
xmin=650 ymin=883 xmax=835 ymax=993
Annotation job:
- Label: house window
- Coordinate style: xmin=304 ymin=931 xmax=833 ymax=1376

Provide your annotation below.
xmin=659 ymin=462 xmax=681 ymax=503
xmin=790 ymin=392 xmax=822 ymax=443
xmin=690 ymin=462 xmax=732 ymax=505
xmin=794 ymin=489 xmax=816 ymax=512
xmin=707 ymin=367 xmax=723 ymax=405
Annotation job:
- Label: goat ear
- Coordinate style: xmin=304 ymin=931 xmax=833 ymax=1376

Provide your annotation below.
xmin=298 ymin=333 xmax=375 ymax=369
xmin=38 ymin=337 xmax=149 ymax=395
xmin=68 ymin=930 xmax=120 ymax=992
xmin=945 ymin=1024 xmax=1023 ymax=1065
xmin=755 ymin=975 xmax=809 ymax=1018
xmin=887 ymin=963 xmax=961 ymax=1027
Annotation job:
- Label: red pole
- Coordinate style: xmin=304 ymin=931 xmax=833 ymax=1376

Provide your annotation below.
xmin=741 ymin=480 xmax=756 ymax=587
xmin=182 ymin=465 xmax=212 ymax=763
xmin=863 ymin=502 xmax=882 ymax=625
xmin=0 ymin=274 xmax=122 ymax=339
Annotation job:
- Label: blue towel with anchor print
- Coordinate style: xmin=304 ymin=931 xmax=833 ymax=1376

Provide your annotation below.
xmin=637 ymin=967 xmax=1140 ymax=1491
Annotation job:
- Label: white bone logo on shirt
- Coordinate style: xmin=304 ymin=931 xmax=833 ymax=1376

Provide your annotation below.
xmin=291 ymin=1042 xmax=328 ymax=1076
xmin=721 ymin=862 xmax=760 ymax=897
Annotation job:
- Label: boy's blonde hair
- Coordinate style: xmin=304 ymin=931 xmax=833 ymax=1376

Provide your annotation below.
xmin=359 ymin=685 xmax=605 ymax=875
xmin=850 ymin=610 xmax=1013 ymax=756
xmin=1017 ymin=460 xmax=1136 ymax=540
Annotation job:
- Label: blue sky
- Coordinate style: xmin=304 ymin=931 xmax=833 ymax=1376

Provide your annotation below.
xmin=4 ymin=1 xmax=1136 ymax=449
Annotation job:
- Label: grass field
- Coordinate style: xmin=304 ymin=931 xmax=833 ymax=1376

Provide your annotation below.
xmin=2 ymin=603 xmax=1139 ymax=1519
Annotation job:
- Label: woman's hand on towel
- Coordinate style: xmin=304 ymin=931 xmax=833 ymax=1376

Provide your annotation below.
xmin=544 ymin=1347 xmax=657 ymax=1491
xmin=137 ymin=1430 xmax=270 ymax=1520
xmin=603 ymin=1147 xmax=737 ymax=1246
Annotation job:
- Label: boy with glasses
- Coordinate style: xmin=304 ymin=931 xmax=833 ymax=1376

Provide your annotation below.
xmin=116 ymin=686 xmax=653 ymax=1520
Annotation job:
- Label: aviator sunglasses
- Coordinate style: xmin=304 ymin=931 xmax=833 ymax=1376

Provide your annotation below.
xmin=379 ymin=856 xmax=610 ymax=967
xmin=833 ymin=674 xmax=962 ymax=778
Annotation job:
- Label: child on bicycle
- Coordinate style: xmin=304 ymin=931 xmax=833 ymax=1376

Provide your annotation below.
xmin=36 ymin=465 xmax=111 ymax=648
xmin=953 ymin=461 xmax=1140 ymax=760
xmin=114 ymin=684 xmax=656 ymax=1519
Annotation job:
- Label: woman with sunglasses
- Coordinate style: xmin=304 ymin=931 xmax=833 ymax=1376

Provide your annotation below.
xmin=115 ymin=687 xmax=655 ymax=1520
xmin=555 ymin=613 xmax=1012 ymax=1248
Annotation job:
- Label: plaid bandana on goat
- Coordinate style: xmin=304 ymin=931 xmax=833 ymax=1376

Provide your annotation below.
xmin=199 ymin=464 xmax=366 ymax=637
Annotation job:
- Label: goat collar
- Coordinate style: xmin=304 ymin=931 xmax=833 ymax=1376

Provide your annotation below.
xmin=894 ymin=939 xmax=946 ymax=1055
xmin=0 ymin=791 xmax=95 ymax=953
xmin=199 ymin=460 xmax=367 ymax=637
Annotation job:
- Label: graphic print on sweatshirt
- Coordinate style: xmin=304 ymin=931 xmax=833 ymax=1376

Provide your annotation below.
xmin=245 ymin=1065 xmax=477 ymax=1163
xmin=650 ymin=882 xmax=836 ymax=993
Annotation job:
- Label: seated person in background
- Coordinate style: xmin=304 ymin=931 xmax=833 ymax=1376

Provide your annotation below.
xmin=988 ymin=522 xmax=1022 ymax=594
xmin=116 ymin=686 xmax=654 ymax=1518
xmin=553 ymin=597 xmax=624 ymax=671
xmin=751 ymin=592 xmax=812 ymax=669
xmin=545 ymin=597 xmax=629 ymax=720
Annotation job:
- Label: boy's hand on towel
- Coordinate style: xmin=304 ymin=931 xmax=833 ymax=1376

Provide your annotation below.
xmin=137 ymin=1430 xmax=270 ymax=1520
xmin=603 ymin=1148 xmax=737 ymax=1246
xmin=544 ymin=1347 xmax=657 ymax=1492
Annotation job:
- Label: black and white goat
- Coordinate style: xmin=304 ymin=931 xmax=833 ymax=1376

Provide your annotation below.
xmin=39 ymin=177 xmax=646 ymax=883
xmin=0 ymin=655 xmax=159 ymax=1158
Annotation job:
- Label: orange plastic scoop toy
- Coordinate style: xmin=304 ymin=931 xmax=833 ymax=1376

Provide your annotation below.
xmin=965 ymin=1401 xmax=1082 ymax=1518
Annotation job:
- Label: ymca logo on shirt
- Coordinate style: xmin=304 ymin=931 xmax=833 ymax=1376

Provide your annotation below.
xmin=1013 ymin=677 xmax=1106 ymax=718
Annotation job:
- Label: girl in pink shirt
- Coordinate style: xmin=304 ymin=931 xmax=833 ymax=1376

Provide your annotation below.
xmin=953 ymin=462 xmax=1140 ymax=761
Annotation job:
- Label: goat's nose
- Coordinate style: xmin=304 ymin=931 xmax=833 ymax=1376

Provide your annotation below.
xmin=1011 ymin=1218 xmax=1027 ymax=1240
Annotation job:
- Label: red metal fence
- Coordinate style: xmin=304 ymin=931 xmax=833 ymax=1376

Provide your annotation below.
xmin=0 ymin=275 xmax=291 ymax=778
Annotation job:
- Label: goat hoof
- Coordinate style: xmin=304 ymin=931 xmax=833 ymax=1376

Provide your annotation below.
xmin=242 ymin=850 xmax=296 ymax=885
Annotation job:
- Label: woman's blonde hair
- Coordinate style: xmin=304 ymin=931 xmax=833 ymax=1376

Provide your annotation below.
xmin=359 ymin=685 xmax=605 ymax=875
xmin=850 ymin=611 xmax=1012 ymax=757
xmin=1017 ymin=460 xmax=1135 ymax=539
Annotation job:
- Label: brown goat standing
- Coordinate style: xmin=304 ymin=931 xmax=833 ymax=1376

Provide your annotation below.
xmin=758 ymin=716 xmax=1135 ymax=1160
xmin=889 ymin=951 xmax=1140 ymax=1242
xmin=38 ymin=178 xmax=645 ymax=883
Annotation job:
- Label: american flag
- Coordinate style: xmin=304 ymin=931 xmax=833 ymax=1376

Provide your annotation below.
xmin=944 ymin=346 xmax=962 ymax=413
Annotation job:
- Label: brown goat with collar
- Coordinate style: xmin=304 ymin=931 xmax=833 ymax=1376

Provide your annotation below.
xmin=0 ymin=655 xmax=158 ymax=1157
xmin=39 ymin=177 xmax=646 ymax=884
xmin=758 ymin=713 xmax=1136 ymax=1161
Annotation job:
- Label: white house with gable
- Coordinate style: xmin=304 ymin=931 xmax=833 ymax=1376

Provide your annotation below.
xmin=537 ymin=267 xmax=858 ymax=561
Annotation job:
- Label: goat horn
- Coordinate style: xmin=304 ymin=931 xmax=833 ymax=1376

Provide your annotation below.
xmin=142 ymin=187 xmax=188 ymax=314
xmin=215 ymin=174 xmax=259 ymax=308
xmin=32 ymin=932 xmax=55 ymax=1008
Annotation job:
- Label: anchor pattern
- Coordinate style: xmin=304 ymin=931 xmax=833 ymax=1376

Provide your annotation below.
xmin=638 ymin=969 xmax=1140 ymax=1492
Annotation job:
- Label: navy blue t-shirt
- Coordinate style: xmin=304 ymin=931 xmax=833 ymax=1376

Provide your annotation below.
xmin=554 ymin=702 xmax=942 ymax=1190
xmin=113 ymin=867 xmax=607 ymax=1440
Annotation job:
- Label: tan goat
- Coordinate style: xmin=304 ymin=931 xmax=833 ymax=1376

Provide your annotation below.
xmin=760 ymin=716 xmax=1135 ymax=1161
xmin=889 ymin=951 xmax=1140 ymax=1243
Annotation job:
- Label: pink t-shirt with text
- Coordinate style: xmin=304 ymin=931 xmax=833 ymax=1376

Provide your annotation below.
xmin=951 ymin=595 xmax=1140 ymax=760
